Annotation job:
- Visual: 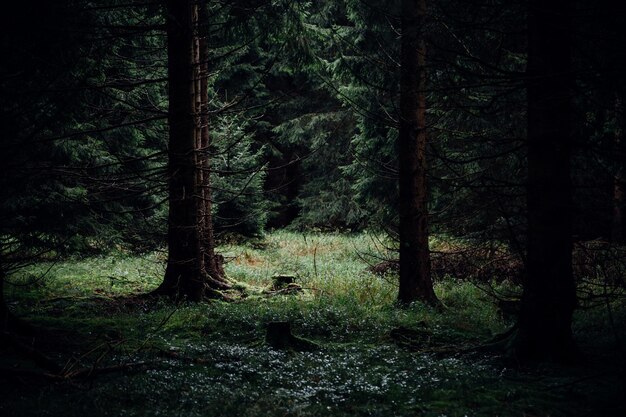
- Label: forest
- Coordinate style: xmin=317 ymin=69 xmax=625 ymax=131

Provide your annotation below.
xmin=1 ymin=0 xmax=625 ymax=416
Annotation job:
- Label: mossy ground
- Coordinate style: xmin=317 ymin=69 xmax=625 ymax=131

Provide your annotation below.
xmin=1 ymin=232 xmax=625 ymax=416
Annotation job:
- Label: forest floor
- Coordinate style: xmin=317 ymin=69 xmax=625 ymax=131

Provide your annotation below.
xmin=1 ymin=231 xmax=625 ymax=417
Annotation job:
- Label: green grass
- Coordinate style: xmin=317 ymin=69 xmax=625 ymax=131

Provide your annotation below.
xmin=2 ymin=231 xmax=625 ymax=417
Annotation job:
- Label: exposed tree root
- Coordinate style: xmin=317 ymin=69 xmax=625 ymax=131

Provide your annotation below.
xmin=465 ymin=325 xmax=583 ymax=367
xmin=147 ymin=276 xmax=240 ymax=303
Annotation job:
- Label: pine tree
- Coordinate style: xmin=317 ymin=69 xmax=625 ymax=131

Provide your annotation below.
xmin=154 ymin=0 xmax=229 ymax=300
xmin=512 ymin=0 xmax=577 ymax=362
xmin=397 ymin=0 xmax=438 ymax=305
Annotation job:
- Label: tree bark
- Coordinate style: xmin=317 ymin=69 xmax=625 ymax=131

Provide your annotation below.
xmin=397 ymin=0 xmax=438 ymax=306
xmin=154 ymin=0 xmax=226 ymax=300
xmin=512 ymin=0 xmax=577 ymax=362
xmin=198 ymin=4 xmax=229 ymax=289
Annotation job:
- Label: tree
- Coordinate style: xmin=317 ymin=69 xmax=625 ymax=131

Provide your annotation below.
xmin=397 ymin=0 xmax=438 ymax=305
xmin=0 ymin=1 xmax=168 ymax=332
xmin=153 ymin=0 xmax=230 ymax=300
xmin=512 ymin=0 xmax=577 ymax=362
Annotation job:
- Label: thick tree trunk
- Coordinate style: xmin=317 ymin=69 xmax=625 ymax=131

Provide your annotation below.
xmin=512 ymin=0 xmax=577 ymax=362
xmin=155 ymin=0 xmax=226 ymax=300
xmin=397 ymin=0 xmax=438 ymax=306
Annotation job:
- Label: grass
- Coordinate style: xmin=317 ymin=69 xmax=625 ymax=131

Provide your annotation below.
xmin=1 ymin=231 xmax=625 ymax=417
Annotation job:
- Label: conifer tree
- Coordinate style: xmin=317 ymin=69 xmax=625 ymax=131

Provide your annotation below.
xmin=512 ymin=0 xmax=577 ymax=362
xmin=154 ymin=0 xmax=230 ymax=300
xmin=397 ymin=0 xmax=438 ymax=305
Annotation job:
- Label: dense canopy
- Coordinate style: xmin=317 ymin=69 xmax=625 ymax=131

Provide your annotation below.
xmin=1 ymin=1 xmax=625 ymax=416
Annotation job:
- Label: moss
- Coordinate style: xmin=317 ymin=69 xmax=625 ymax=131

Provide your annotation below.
xmin=2 ymin=232 xmax=624 ymax=417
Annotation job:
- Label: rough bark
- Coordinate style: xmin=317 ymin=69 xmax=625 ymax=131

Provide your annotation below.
xmin=511 ymin=0 xmax=577 ymax=362
xmin=397 ymin=0 xmax=438 ymax=306
xmin=154 ymin=0 xmax=227 ymax=300
xmin=198 ymin=4 xmax=229 ymax=289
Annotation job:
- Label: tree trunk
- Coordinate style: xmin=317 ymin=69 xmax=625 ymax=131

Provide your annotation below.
xmin=513 ymin=0 xmax=577 ymax=362
xmin=397 ymin=0 xmax=438 ymax=306
xmin=198 ymin=4 xmax=229 ymax=289
xmin=154 ymin=0 xmax=226 ymax=300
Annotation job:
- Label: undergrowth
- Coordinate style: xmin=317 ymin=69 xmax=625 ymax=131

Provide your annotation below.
xmin=1 ymin=231 xmax=624 ymax=417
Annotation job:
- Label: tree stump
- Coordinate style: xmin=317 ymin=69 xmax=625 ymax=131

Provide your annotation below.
xmin=265 ymin=321 xmax=292 ymax=349
xmin=265 ymin=321 xmax=319 ymax=351
xmin=264 ymin=275 xmax=302 ymax=296
xmin=271 ymin=275 xmax=295 ymax=289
